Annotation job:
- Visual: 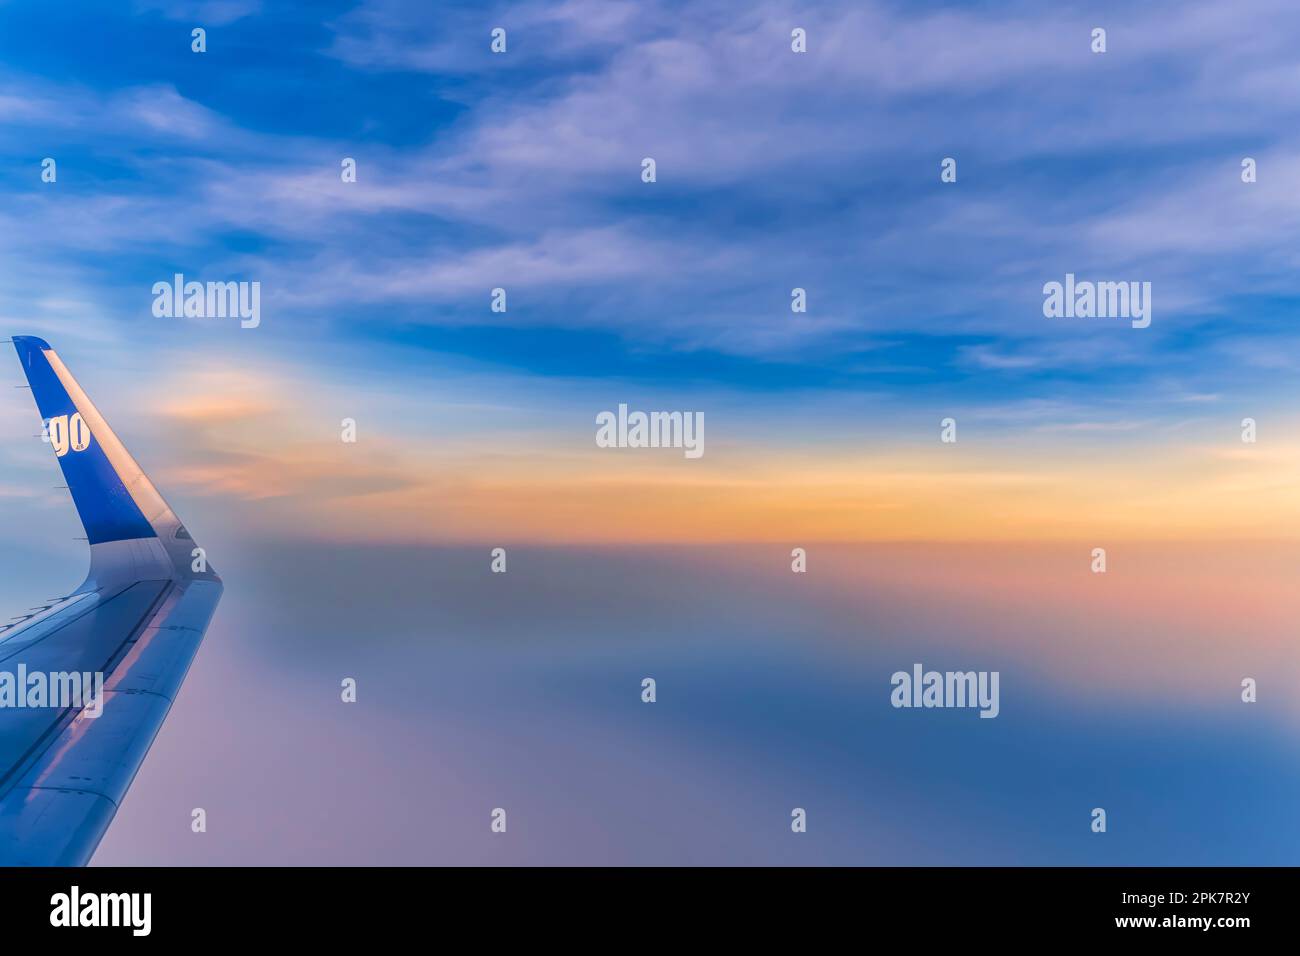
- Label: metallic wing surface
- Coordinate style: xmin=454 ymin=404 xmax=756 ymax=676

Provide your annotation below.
xmin=0 ymin=336 xmax=222 ymax=865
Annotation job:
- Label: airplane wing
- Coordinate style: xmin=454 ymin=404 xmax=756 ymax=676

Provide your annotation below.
xmin=0 ymin=336 xmax=221 ymax=865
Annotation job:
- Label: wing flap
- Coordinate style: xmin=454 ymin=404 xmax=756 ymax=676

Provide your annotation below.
xmin=104 ymin=580 xmax=220 ymax=699
xmin=0 ymin=579 xmax=220 ymax=864
xmin=0 ymin=789 xmax=117 ymax=866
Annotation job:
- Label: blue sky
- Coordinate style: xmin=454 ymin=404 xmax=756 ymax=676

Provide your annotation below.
xmin=3 ymin=0 xmax=1300 ymax=416
xmin=2 ymin=0 xmax=1299 ymax=550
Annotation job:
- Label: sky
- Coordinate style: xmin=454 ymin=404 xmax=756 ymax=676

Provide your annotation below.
xmin=1 ymin=0 xmax=1300 ymax=544
xmin=0 ymin=0 xmax=1297 ymax=865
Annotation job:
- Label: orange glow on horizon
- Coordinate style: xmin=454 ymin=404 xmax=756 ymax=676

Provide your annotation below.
xmin=140 ymin=359 xmax=1300 ymax=545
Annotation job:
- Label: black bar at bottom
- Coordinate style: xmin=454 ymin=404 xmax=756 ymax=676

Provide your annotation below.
xmin=0 ymin=866 xmax=1283 ymax=941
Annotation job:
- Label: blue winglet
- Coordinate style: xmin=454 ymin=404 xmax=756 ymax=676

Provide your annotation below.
xmin=12 ymin=336 xmax=156 ymax=545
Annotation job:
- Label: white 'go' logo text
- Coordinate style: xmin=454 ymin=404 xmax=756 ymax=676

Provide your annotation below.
xmin=46 ymin=413 xmax=91 ymax=458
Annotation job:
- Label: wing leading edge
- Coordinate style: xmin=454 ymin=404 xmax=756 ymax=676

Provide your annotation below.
xmin=0 ymin=336 xmax=222 ymax=865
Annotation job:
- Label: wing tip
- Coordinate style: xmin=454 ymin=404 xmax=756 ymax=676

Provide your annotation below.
xmin=12 ymin=334 xmax=52 ymax=352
